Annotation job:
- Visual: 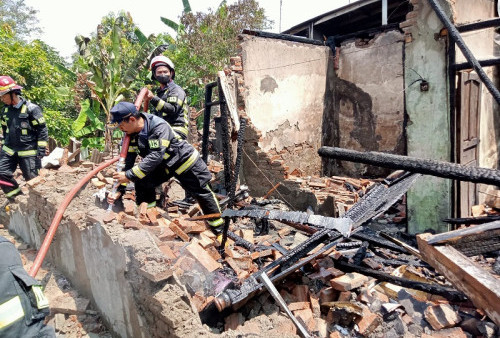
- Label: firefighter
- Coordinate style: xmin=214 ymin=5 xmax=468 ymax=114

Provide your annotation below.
xmin=106 ymin=102 xmax=224 ymax=233
xmin=0 ymin=76 xmax=48 ymax=200
xmin=0 ymin=236 xmax=55 ymax=337
xmin=147 ymin=55 xmax=190 ymax=140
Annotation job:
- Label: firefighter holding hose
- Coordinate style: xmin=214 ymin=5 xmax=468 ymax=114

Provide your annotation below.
xmin=147 ymin=55 xmax=190 ymax=140
xmin=0 ymin=75 xmax=48 ymax=200
xmin=106 ymin=102 xmax=224 ymax=234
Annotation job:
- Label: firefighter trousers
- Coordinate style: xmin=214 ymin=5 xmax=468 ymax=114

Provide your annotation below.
xmin=0 ymin=152 xmax=40 ymax=198
xmin=135 ymin=156 xmax=223 ymax=227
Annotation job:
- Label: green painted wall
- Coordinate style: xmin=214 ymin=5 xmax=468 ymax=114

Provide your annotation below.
xmin=404 ymin=0 xmax=452 ymax=234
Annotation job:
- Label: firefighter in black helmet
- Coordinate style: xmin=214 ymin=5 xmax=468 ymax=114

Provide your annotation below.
xmin=0 ymin=75 xmax=48 ymax=200
xmin=0 ymin=236 xmax=55 ymax=337
xmin=147 ymin=55 xmax=190 ymax=140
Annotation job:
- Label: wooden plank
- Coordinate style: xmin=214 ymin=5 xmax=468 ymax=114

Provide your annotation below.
xmin=217 ymin=71 xmax=240 ymax=131
xmin=417 ymin=233 xmax=500 ymax=327
xmin=427 ymin=221 xmax=500 ymax=245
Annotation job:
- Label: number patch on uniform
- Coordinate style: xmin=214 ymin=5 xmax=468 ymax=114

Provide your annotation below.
xmin=32 ymin=285 xmax=49 ymax=309
xmin=148 ymin=139 xmax=160 ymax=149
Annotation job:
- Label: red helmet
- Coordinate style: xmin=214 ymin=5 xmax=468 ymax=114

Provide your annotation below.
xmin=150 ymin=55 xmax=175 ymax=80
xmin=0 ymin=76 xmax=22 ymax=96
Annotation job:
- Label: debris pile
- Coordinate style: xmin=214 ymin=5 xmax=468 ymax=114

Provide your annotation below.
xmin=2 ymin=155 xmax=499 ymax=337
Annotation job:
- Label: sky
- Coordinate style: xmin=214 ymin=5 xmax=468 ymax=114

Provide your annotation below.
xmin=24 ymin=0 xmax=352 ymax=60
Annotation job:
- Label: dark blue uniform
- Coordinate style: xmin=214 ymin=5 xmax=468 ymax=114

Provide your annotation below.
xmin=0 ymin=98 xmax=48 ymax=198
xmin=0 ymin=236 xmax=55 ymax=337
xmin=149 ymin=81 xmax=189 ymax=140
xmin=121 ymin=113 xmax=223 ymax=229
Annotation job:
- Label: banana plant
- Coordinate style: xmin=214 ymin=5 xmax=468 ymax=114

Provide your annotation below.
xmin=74 ymin=13 xmax=160 ymax=150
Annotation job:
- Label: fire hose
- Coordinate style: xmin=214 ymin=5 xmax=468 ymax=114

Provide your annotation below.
xmin=29 ymin=88 xmax=150 ymax=277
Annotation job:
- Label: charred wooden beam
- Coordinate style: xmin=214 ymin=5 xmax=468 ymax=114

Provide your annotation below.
xmin=443 ymin=215 xmax=500 ymax=225
xmin=454 ymin=58 xmax=500 ymax=71
xmin=318 ymin=147 xmax=500 ymax=186
xmin=456 ymin=18 xmax=500 ymax=33
xmin=427 ymin=0 xmax=500 ymax=106
xmin=425 ymin=221 xmax=500 ymax=256
xmin=336 ymin=260 xmax=468 ymax=302
xmin=417 ymin=233 xmax=500 ymax=326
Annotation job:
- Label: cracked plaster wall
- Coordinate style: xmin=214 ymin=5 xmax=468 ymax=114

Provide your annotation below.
xmin=240 ymin=34 xmax=331 ymax=177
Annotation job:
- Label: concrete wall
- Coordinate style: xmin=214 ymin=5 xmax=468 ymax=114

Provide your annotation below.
xmin=323 ymin=30 xmax=405 ymax=177
xmin=240 ymin=35 xmax=332 ymax=176
xmin=1 ymin=178 xmax=206 ymax=338
xmin=404 ymin=0 xmax=453 ymax=234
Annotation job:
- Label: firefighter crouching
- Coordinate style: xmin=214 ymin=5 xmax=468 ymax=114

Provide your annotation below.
xmin=0 ymin=236 xmax=55 ymax=337
xmin=0 ymin=75 xmax=48 ymax=200
xmin=106 ymin=102 xmax=224 ymax=234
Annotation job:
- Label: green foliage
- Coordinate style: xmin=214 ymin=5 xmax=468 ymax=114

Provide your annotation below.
xmin=163 ymin=0 xmax=272 ymax=109
xmin=0 ymin=27 xmax=76 ymax=112
xmin=72 ymin=99 xmax=106 ymax=150
xmin=0 ymin=0 xmax=41 ymax=40
xmin=73 ymin=12 xmax=167 ymax=150
xmin=44 ymin=110 xmax=73 ymax=147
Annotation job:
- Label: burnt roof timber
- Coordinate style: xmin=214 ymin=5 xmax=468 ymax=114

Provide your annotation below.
xmin=456 ymin=17 xmax=500 ymax=33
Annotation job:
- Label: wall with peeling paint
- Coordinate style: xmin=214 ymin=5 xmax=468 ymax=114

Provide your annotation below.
xmin=323 ymin=30 xmax=405 ymax=177
xmin=240 ymin=35 xmax=332 ymax=176
xmin=404 ymin=0 xmax=453 ymax=234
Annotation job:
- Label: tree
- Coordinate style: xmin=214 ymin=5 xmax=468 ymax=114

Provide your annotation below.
xmin=162 ymin=0 xmax=272 ymax=108
xmin=72 ymin=11 xmax=170 ymax=150
xmin=0 ymin=0 xmax=41 ymax=40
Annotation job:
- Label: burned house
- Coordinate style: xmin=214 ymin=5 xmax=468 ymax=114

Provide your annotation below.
xmin=1 ymin=0 xmax=499 ymax=337
xmin=227 ymin=0 xmax=500 ymax=234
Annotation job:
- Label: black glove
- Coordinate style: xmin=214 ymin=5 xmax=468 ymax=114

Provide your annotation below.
xmin=37 ymin=147 xmax=46 ymax=158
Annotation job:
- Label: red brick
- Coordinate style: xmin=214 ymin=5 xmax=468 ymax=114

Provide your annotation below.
xmin=169 ymin=222 xmax=190 ymax=242
xmin=355 ymin=307 xmax=381 ymax=336
xmin=330 ymin=272 xmax=370 ymax=291
xmin=123 ymin=199 xmax=135 ymax=215
xmin=224 ymin=312 xmax=242 ymax=331
xmin=337 ymin=291 xmax=352 ymax=302
xmin=158 ymin=244 xmax=177 ymax=260
xmin=319 ymin=287 xmax=339 ymax=304
xmin=186 ymin=242 xmax=221 ymax=273
xmin=424 ymin=303 xmax=461 ymax=330
xmin=292 ymin=285 xmax=310 ymax=302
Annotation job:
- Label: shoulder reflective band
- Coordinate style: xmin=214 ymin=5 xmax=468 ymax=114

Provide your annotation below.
xmin=32 ymin=285 xmax=49 ymax=309
xmin=128 ymin=146 xmax=138 ymax=153
xmin=163 ymin=153 xmax=171 ymax=160
xmin=18 ymin=149 xmax=36 ymax=157
xmin=167 ymin=96 xmax=182 ymax=105
xmin=37 ymin=141 xmax=48 ymax=147
xmin=148 ymin=139 xmax=160 ymax=149
xmin=156 ymin=100 xmax=165 ymax=111
xmin=161 ymin=139 xmax=170 ymax=148
xmin=2 ymin=146 xmax=14 ymax=156
xmin=37 ymin=117 xmax=45 ymax=124
xmin=172 ymin=126 xmax=188 ymax=137
xmin=20 ymin=105 xmax=27 ymax=114
xmin=0 ymin=296 xmax=24 ymax=329
xmin=175 ymin=150 xmax=199 ymax=175
xmin=131 ymin=165 xmax=146 ymax=179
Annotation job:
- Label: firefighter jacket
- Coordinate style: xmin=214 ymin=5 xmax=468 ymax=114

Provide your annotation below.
xmin=148 ymin=81 xmax=189 ymax=139
xmin=0 ymin=98 xmax=48 ymax=158
xmin=123 ymin=113 xmax=201 ymax=182
xmin=0 ymin=236 xmax=53 ymax=336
